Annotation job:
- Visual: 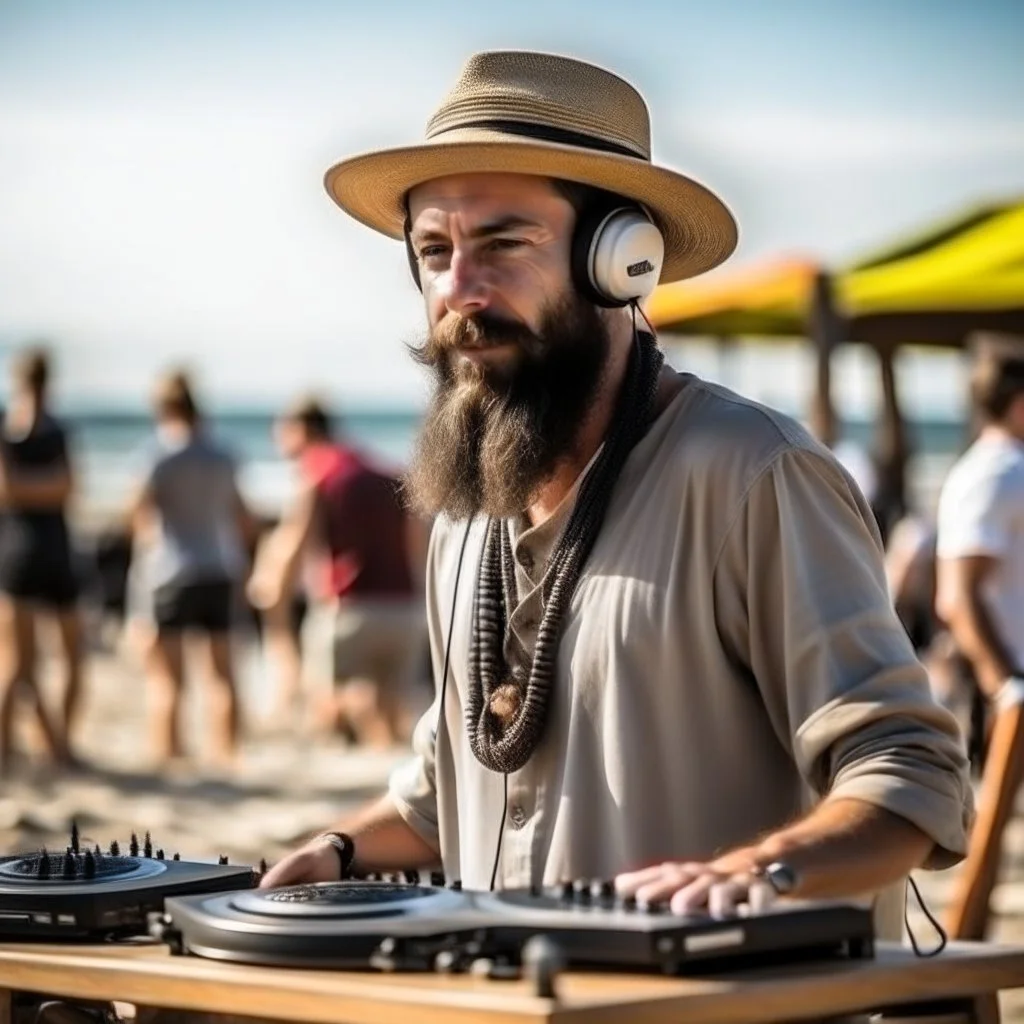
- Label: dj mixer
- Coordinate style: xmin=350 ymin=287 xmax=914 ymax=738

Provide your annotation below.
xmin=0 ymin=825 xmax=257 ymax=940
xmin=157 ymin=875 xmax=875 ymax=976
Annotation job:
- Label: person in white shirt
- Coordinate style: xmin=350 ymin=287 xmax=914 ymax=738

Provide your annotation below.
xmin=937 ymin=338 xmax=1024 ymax=705
xmin=936 ymin=334 xmax=1024 ymax=938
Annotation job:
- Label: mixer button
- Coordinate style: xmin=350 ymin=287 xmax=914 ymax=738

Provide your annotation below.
xmin=429 ymin=871 xmax=445 ymax=886
xmin=640 ymin=899 xmax=667 ymax=915
xmin=590 ymin=879 xmax=615 ymax=901
xmin=402 ymin=870 xmax=419 ymax=884
xmin=572 ymin=878 xmax=591 ymax=902
xmin=559 ymin=880 xmax=574 ymax=900
xmin=448 ymin=879 xmax=462 ymax=890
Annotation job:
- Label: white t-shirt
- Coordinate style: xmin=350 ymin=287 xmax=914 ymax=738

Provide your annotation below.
xmin=936 ymin=433 xmax=1024 ymax=671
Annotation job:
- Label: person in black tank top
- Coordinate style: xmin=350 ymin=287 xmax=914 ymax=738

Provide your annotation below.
xmin=0 ymin=347 xmax=83 ymax=772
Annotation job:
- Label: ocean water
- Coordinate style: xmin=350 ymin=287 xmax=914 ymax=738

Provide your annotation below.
xmin=63 ymin=406 xmax=969 ymax=525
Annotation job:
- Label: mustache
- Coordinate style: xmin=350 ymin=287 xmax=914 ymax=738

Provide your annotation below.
xmin=410 ymin=313 xmax=543 ymax=370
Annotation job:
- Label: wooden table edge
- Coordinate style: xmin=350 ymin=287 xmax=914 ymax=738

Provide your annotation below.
xmin=0 ymin=941 xmax=1023 ymax=1024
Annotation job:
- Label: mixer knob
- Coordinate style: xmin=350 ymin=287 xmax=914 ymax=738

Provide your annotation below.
xmin=62 ymin=850 xmax=76 ymax=879
xmin=449 ymin=879 xmax=462 ymax=890
xmin=429 ymin=871 xmax=445 ymax=886
xmin=617 ymin=893 xmax=637 ymax=911
xmin=144 ymin=832 xmax=153 ymax=858
xmin=641 ymin=899 xmax=667 ymax=915
xmin=37 ymin=848 xmax=50 ymax=880
xmin=559 ymin=880 xmax=574 ymax=900
xmin=365 ymin=872 xmax=381 ymax=882
xmin=218 ymin=855 xmax=229 ymax=865
xmin=402 ymin=869 xmax=419 ymax=884
xmin=172 ymin=852 xmax=181 ymax=861
xmin=70 ymin=820 xmax=80 ymax=854
xmin=93 ymin=844 xmax=102 ymax=858
xmin=109 ymin=840 xmax=120 ymax=856
xmin=572 ymin=878 xmax=591 ymax=902
xmin=156 ymin=849 xmax=165 ymax=861
xmin=129 ymin=833 xmax=139 ymax=857
xmin=83 ymin=850 xmax=96 ymax=879
xmin=591 ymin=879 xmax=615 ymax=901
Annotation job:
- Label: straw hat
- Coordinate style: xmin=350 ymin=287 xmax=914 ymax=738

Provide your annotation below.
xmin=323 ymin=50 xmax=738 ymax=283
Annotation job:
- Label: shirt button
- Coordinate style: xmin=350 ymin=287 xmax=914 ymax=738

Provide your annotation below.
xmin=508 ymin=804 xmax=528 ymax=830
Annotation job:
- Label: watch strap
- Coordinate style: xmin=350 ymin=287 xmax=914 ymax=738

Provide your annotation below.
xmin=316 ymin=831 xmax=356 ymax=879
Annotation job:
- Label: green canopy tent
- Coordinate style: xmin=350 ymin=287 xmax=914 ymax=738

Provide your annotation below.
xmin=645 ymin=197 xmax=1024 ymax=531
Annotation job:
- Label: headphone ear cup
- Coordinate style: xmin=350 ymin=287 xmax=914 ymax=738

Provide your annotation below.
xmin=587 ymin=208 xmax=665 ymax=306
xmin=403 ymin=221 xmax=422 ymax=292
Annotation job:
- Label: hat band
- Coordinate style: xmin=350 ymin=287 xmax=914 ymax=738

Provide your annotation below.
xmin=430 ymin=118 xmax=647 ymax=160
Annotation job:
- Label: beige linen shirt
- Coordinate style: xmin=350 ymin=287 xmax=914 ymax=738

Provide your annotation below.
xmin=389 ymin=372 xmax=972 ymax=937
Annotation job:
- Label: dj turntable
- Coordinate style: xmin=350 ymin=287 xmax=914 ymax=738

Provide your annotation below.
xmin=159 ymin=876 xmax=875 ymax=976
xmin=0 ymin=824 xmax=258 ymax=941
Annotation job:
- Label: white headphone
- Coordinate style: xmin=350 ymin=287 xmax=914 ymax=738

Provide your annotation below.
xmin=571 ymin=201 xmax=665 ymax=308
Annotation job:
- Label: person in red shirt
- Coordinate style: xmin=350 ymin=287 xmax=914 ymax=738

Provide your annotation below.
xmin=248 ymin=397 xmax=428 ymax=745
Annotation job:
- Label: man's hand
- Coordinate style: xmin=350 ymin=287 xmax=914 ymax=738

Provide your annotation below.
xmin=615 ymin=852 xmax=777 ymax=918
xmin=259 ymin=838 xmax=341 ymax=889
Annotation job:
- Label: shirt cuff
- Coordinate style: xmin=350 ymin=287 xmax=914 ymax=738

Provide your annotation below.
xmin=827 ymin=773 xmax=973 ymax=871
xmin=387 ymin=765 xmax=441 ymax=852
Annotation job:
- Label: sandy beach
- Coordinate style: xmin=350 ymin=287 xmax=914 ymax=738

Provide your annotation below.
xmin=5 ymin=628 xmax=1024 ymax=1019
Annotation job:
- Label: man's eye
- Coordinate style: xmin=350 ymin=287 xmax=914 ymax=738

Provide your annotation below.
xmin=419 ymin=245 xmax=449 ymax=260
xmin=489 ymin=238 xmax=523 ymax=251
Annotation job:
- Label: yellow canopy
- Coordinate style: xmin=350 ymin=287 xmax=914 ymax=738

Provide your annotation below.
xmin=646 ymin=197 xmax=1024 ymax=341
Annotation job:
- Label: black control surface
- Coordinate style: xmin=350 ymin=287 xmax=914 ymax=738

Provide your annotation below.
xmin=162 ymin=877 xmax=875 ymax=975
xmin=0 ymin=826 xmax=258 ymax=940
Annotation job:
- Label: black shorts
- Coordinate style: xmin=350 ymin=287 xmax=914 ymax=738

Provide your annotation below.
xmin=0 ymin=534 xmax=79 ymax=610
xmin=154 ymin=580 xmax=234 ymax=634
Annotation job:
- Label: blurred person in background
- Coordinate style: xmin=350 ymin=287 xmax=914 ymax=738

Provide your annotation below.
xmin=937 ymin=337 xmax=1024 ymax=718
xmin=0 ymin=346 xmax=83 ymax=772
xmin=126 ymin=370 xmax=258 ymax=769
xmin=935 ymin=336 xmax=1024 ymax=937
xmin=248 ymin=396 xmax=428 ymax=747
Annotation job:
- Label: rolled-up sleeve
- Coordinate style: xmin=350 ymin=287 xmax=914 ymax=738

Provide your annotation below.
xmin=387 ymin=704 xmax=441 ymax=850
xmin=716 ymin=445 xmax=973 ymax=869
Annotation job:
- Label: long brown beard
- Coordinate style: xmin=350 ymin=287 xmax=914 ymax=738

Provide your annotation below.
xmin=403 ymin=295 xmax=611 ymax=520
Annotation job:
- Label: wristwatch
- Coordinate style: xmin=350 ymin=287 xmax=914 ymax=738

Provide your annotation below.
xmin=316 ymin=831 xmax=356 ymax=879
xmin=752 ymin=860 xmax=799 ymax=896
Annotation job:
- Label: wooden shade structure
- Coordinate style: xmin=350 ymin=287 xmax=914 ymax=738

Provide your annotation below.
xmin=645 ymin=197 xmax=1024 ymax=532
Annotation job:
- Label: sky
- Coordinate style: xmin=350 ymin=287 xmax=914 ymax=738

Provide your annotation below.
xmin=1 ymin=0 xmax=1022 ymax=411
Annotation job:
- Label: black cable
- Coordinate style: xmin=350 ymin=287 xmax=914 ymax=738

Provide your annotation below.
xmin=904 ymin=874 xmax=948 ymax=957
xmin=436 ymin=516 xmax=475 ymax=742
xmin=430 ymin=516 xmax=474 ymax=884
xmin=489 ymin=773 xmax=509 ymax=891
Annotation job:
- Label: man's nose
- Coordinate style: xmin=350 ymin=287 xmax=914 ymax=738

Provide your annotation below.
xmin=437 ymin=248 xmax=491 ymax=318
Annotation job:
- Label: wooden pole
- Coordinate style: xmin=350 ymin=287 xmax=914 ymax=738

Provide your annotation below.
xmin=870 ymin=340 xmax=910 ymax=545
xmin=808 ymin=272 xmax=842 ymax=447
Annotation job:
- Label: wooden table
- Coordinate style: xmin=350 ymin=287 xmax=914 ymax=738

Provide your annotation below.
xmin=0 ymin=940 xmax=1023 ymax=1024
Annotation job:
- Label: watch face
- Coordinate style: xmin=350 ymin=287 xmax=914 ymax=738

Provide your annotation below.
xmin=766 ymin=862 xmax=797 ymax=894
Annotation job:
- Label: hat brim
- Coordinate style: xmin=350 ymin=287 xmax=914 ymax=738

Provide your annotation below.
xmin=323 ymin=128 xmax=738 ymax=284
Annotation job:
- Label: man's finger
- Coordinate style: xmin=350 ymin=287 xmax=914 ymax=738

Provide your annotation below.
xmin=615 ymin=861 xmax=703 ymax=896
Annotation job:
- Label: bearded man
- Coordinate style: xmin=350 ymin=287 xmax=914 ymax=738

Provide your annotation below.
xmin=262 ymin=50 xmax=971 ymax=935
